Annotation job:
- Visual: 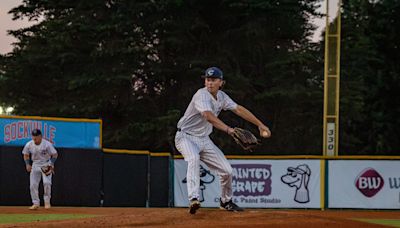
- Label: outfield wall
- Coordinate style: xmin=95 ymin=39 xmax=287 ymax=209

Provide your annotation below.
xmin=174 ymin=156 xmax=400 ymax=209
xmin=0 ymin=144 xmax=399 ymax=209
xmin=0 ymin=146 xmax=102 ymax=206
xmin=0 ymin=115 xmax=102 ymax=149
xmin=0 ymin=115 xmax=172 ymax=207
xmin=0 ymin=146 xmax=171 ymax=207
xmin=328 ymin=160 xmax=400 ymax=209
xmin=101 ymin=149 xmax=171 ymax=207
xmin=174 ymin=159 xmax=322 ymax=208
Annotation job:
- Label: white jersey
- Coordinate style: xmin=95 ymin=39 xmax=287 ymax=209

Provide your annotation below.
xmin=22 ymin=139 xmax=57 ymax=166
xmin=177 ymin=87 xmax=238 ymax=137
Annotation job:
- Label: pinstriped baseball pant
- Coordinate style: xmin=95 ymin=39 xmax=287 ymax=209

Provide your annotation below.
xmin=175 ymin=131 xmax=233 ymax=204
xmin=30 ymin=164 xmax=52 ymax=205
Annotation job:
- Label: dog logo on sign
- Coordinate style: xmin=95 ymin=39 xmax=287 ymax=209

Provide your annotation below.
xmin=281 ymin=164 xmax=311 ymax=203
xmin=182 ymin=165 xmax=215 ymax=202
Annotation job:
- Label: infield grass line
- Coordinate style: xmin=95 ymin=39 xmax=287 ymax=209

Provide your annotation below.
xmin=0 ymin=214 xmax=97 ymax=224
xmin=353 ymin=218 xmax=400 ymax=227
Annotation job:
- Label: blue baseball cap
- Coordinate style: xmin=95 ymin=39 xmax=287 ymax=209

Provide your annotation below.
xmin=31 ymin=129 xmax=42 ymax=136
xmin=203 ymin=67 xmax=223 ymax=79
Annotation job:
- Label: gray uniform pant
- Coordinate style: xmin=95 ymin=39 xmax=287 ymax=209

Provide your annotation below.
xmin=30 ymin=164 xmax=52 ymax=205
xmin=175 ymin=131 xmax=233 ymax=203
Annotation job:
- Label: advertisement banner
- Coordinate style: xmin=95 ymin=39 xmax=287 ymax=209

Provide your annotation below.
xmin=0 ymin=117 xmax=101 ymax=149
xmin=174 ymin=159 xmax=321 ymax=208
xmin=328 ymin=160 xmax=400 ymax=209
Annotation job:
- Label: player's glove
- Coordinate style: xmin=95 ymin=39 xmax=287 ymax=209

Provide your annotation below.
xmin=231 ymin=127 xmax=260 ymax=151
xmin=41 ymin=165 xmax=54 ymax=176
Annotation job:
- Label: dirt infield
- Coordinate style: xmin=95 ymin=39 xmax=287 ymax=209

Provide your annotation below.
xmin=0 ymin=207 xmax=399 ymax=227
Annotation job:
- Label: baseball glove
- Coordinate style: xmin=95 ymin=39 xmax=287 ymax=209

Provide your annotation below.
xmin=41 ymin=165 xmax=54 ymax=176
xmin=231 ymin=127 xmax=260 ymax=151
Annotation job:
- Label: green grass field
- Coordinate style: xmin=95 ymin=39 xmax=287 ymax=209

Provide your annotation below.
xmin=0 ymin=214 xmax=97 ymax=224
xmin=353 ymin=218 xmax=400 ymax=227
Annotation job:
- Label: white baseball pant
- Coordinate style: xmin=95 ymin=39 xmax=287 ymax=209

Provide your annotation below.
xmin=175 ymin=131 xmax=233 ymax=203
xmin=30 ymin=164 xmax=52 ymax=206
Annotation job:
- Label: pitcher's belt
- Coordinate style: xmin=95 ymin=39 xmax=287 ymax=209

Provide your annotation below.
xmin=177 ymin=128 xmax=194 ymax=136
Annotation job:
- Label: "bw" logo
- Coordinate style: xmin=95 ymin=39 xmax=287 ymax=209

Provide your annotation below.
xmin=355 ymin=168 xmax=384 ymax=198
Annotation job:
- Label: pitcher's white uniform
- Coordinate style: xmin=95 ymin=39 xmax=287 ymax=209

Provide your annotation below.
xmin=175 ymin=87 xmax=238 ymax=203
xmin=22 ymin=139 xmax=57 ymax=206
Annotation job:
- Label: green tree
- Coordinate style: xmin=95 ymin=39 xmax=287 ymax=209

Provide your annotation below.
xmin=340 ymin=0 xmax=400 ymax=154
xmin=1 ymin=0 xmax=324 ymax=154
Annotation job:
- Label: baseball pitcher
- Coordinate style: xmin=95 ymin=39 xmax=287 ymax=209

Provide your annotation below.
xmin=175 ymin=67 xmax=271 ymax=214
xmin=22 ymin=129 xmax=58 ymax=210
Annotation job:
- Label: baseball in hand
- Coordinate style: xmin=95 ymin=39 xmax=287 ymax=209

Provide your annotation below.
xmin=261 ymin=130 xmax=270 ymax=138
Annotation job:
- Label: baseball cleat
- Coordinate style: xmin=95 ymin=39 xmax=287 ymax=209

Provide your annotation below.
xmin=220 ymin=199 xmax=244 ymax=212
xmin=44 ymin=203 xmax=51 ymax=209
xmin=29 ymin=205 xmax=39 ymax=210
xmin=188 ymin=198 xmax=200 ymax=214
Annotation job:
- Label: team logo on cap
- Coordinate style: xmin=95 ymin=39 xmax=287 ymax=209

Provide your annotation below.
xmin=204 ymin=67 xmax=223 ymax=78
xmin=32 ymin=129 xmax=42 ymax=136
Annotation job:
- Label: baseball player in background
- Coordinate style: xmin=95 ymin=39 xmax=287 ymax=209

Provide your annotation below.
xmin=22 ymin=129 xmax=58 ymax=210
xmin=175 ymin=67 xmax=271 ymax=214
